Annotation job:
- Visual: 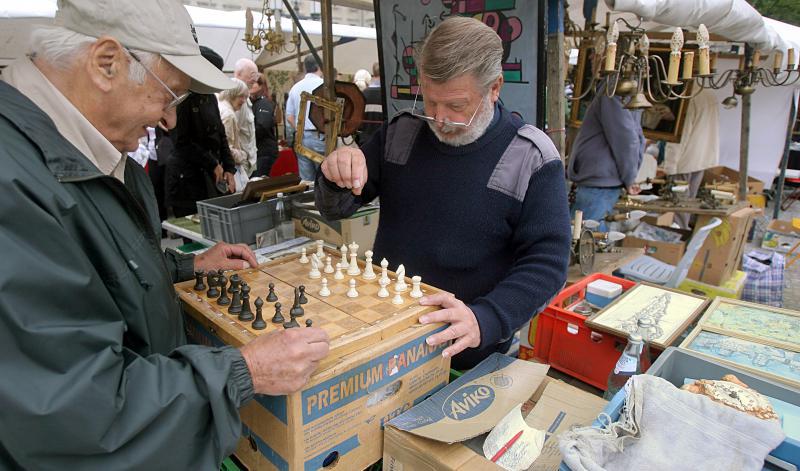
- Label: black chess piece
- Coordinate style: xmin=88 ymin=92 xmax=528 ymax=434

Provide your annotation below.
xmin=283 ymin=317 xmax=300 ymax=329
xmin=206 ymin=272 xmax=220 ymax=298
xmin=193 ymin=270 xmax=206 ymax=291
xmin=271 ymin=302 xmax=285 ymax=324
xmin=228 ymin=284 xmax=242 ymax=314
xmin=289 ymin=287 xmax=304 ymax=318
xmin=305 ymin=319 xmax=313 ymax=328
xmin=216 ymin=274 xmax=231 ymax=305
xmin=252 ymin=297 xmax=266 ymax=330
xmin=238 ymin=284 xmax=254 ymax=321
xmin=229 ymin=274 xmax=241 ymax=294
xmin=266 ymin=282 xmax=278 ymax=302
xmin=298 ymin=285 xmax=308 ymax=304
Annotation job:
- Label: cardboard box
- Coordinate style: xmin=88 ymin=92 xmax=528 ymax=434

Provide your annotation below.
xmin=702 ymin=166 xmax=765 ymax=195
xmin=383 ymin=355 xmax=607 ymax=471
xmin=641 ymin=212 xmax=674 ymax=227
xmin=687 ymin=207 xmax=757 ymax=285
xmin=678 ymin=270 xmax=747 ymax=299
xmin=621 ymin=236 xmax=686 ymax=265
xmin=761 ymin=219 xmax=800 ymax=253
xmin=293 ymin=202 xmax=379 ymax=253
xmin=518 ymin=317 xmax=538 ymax=361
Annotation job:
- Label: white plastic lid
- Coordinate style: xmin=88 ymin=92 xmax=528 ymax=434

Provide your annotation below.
xmin=587 ymin=279 xmax=623 ymax=297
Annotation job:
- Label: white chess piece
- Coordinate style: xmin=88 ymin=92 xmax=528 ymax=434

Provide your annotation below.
xmin=346 ymin=279 xmax=359 ymax=298
xmin=362 ymin=250 xmax=376 ymax=280
xmin=319 ymin=278 xmax=331 ymax=297
xmin=410 ymin=275 xmax=423 ymax=298
xmin=315 ymin=240 xmax=324 ymax=258
xmin=379 ymin=258 xmax=390 ymax=285
xmin=299 ymin=247 xmax=309 ymax=264
xmin=309 ymin=254 xmax=321 ymax=279
xmin=392 ymin=292 xmax=404 ymax=305
xmin=394 ymin=264 xmax=407 ymax=292
xmin=347 ymin=252 xmax=361 ymax=276
xmin=324 ymin=256 xmax=334 ymax=274
xmin=377 ymin=278 xmax=390 ymax=298
xmin=348 ymin=241 xmax=359 ymax=259
xmin=339 ymin=244 xmax=348 ymax=269
xmin=334 ymin=264 xmax=344 ymax=280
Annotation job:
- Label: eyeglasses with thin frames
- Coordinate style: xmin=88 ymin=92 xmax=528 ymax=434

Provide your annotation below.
xmin=126 ymin=49 xmax=190 ymax=111
xmin=411 ymin=87 xmax=485 ymax=128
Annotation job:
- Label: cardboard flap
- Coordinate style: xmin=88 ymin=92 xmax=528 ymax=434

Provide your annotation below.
xmin=388 ymin=353 xmax=549 ymax=443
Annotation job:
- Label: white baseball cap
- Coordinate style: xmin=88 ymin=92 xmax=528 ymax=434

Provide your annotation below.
xmin=54 ymin=0 xmax=233 ymax=94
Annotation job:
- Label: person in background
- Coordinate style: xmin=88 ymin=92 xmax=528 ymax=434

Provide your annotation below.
xmin=286 ymin=55 xmax=325 ymax=181
xmin=233 ymin=58 xmax=259 ymax=177
xmin=166 ymin=45 xmax=235 ymax=217
xmin=353 ymin=68 xmax=371 ymax=91
xmin=150 ymin=124 xmax=172 ymax=224
xmin=218 ymin=78 xmax=253 ymax=192
xmin=252 ymin=74 xmax=279 ymax=177
xmin=567 ymin=77 xmax=645 ymax=231
xmin=127 ymin=132 xmax=151 ymax=168
xmin=359 ymin=61 xmax=383 ymax=145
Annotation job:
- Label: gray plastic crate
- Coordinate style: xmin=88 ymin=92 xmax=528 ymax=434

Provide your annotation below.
xmin=197 ymin=190 xmax=313 ymax=245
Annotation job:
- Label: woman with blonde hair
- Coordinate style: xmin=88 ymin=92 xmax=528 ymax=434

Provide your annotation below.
xmin=218 ymin=78 xmax=253 ymax=191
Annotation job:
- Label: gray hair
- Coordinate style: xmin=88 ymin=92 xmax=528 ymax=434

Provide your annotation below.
xmin=353 ymin=69 xmax=371 ymax=91
xmin=218 ymin=77 xmax=249 ymax=102
xmin=29 ymin=25 xmax=159 ymax=84
xmin=415 ymin=17 xmax=502 ymax=91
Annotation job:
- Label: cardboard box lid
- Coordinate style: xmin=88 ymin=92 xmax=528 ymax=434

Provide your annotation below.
xmin=388 ymin=353 xmax=549 ymax=443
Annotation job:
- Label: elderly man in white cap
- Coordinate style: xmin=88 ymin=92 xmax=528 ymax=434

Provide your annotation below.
xmin=0 ymin=1 xmax=329 ymax=469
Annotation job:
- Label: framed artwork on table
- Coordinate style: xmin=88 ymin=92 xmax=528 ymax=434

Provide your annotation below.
xmin=585 ymin=283 xmax=709 ymax=349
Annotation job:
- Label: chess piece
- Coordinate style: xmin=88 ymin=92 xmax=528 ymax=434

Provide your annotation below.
xmin=410 ymin=275 xmax=423 ymax=298
xmin=299 ymin=247 xmax=309 ymax=264
xmin=377 ymin=278 xmax=390 ymax=298
xmin=298 ymin=285 xmax=308 ymax=304
xmin=206 ymin=273 xmax=220 ymax=298
xmin=339 ymin=244 xmax=348 ymax=269
xmin=348 ymin=241 xmax=359 ymax=259
xmin=305 ymin=319 xmax=313 ymax=328
xmin=346 ymin=279 xmax=359 ymax=298
xmin=290 ymin=288 xmax=305 ymax=318
xmin=315 ymin=239 xmax=324 ymax=258
xmin=193 ymin=270 xmax=206 ymax=291
xmin=362 ymin=250 xmax=376 ymax=280
xmin=252 ymin=297 xmax=266 ymax=330
xmin=266 ymin=282 xmax=278 ymax=302
xmin=238 ymin=284 xmax=254 ymax=321
xmin=334 ymin=264 xmax=344 ymax=280
xmin=228 ymin=284 xmax=242 ymax=314
xmin=216 ymin=275 xmax=231 ymax=305
xmin=324 ymin=256 xmax=334 ymax=274
xmin=228 ymin=273 xmax=241 ymax=294
xmin=394 ymin=264 xmax=408 ymax=292
xmin=347 ymin=242 xmax=360 ymax=274
xmin=319 ymin=278 xmax=331 ymax=297
xmin=379 ymin=258 xmax=390 ymax=285
xmin=283 ymin=317 xmax=300 ymax=329
xmin=271 ymin=302 xmax=285 ymax=324
xmin=309 ymin=254 xmax=322 ymax=279
xmin=392 ymin=292 xmax=404 ymax=305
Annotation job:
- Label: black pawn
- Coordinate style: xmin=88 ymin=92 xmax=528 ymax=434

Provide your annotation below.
xmin=290 ymin=287 xmax=304 ymax=318
xmin=206 ymin=273 xmax=220 ymax=298
xmin=252 ymin=297 xmax=266 ymax=330
xmin=238 ymin=284 xmax=254 ymax=321
xmin=271 ymin=302 xmax=285 ymax=324
xmin=298 ymin=285 xmax=308 ymax=304
xmin=193 ymin=270 xmax=206 ymax=291
xmin=283 ymin=317 xmax=300 ymax=329
xmin=266 ymin=282 xmax=278 ymax=302
xmin=305 ymin=319 xmax=313 ymax=328
xmin=228 ymin=285 xmax=242 ymax=314
xmin=216 ymin=275 xmax=231 ymax=305
xmin=229 ymin=274 xmax=241 ymax=294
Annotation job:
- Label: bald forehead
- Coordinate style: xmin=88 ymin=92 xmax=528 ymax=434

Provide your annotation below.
xmin=235 ymin=58 xmax=257 ymax=75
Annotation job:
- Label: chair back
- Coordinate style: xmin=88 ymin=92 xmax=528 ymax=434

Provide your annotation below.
xmin=665 ymin=217 xmax=723 ymax=288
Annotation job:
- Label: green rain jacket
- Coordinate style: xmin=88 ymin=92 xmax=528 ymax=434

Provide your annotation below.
xmin=0 ymin=81 xmax=254 ymax=469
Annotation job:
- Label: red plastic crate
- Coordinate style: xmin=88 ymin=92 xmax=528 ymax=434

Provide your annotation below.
xmin=533 ymin=274 xmax=660 ymax=391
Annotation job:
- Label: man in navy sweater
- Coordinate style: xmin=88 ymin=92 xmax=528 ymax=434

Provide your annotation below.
xmin=314 ymin=17 xmax=571 ymax=370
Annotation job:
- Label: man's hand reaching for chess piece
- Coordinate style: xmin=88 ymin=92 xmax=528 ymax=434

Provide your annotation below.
xmin=195 ymin=242 xmax=258 ymax=272
xmin=418 ymin=293 xmax=481 ymax=358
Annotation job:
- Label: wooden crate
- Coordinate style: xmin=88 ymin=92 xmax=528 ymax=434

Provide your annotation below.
xmin=177 ymin=249 xmax=452 ymax=470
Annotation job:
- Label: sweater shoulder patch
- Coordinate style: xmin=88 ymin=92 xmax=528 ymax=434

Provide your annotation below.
xmin=487 ymin=124 xmax=561 ymax=201
xmin=384 ymin=111 xmax=424 ymax=165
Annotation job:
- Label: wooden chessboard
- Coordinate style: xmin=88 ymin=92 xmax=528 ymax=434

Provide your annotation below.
xmin=176 ymin=247 xmax=446 ymax=370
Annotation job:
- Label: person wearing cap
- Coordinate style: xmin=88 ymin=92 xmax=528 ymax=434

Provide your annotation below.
xmin=0 ymin=1 xmax=330 ymax=469
xmin=286 ymin=54 xmax=326 ymax=181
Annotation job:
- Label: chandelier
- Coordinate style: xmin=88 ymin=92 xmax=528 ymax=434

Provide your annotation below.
xmin=243 ymin=1 xmax=300 ymax=55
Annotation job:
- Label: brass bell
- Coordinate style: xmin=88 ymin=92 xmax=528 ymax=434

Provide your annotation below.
xmin=625 ymin=92 xmax=652 ymax=109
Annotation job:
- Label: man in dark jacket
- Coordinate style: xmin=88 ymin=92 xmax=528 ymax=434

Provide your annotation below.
xmin=252 ymin=74 xmax=279 ymax=176
xmin=0 ymin=0 xmax=329 ymax=469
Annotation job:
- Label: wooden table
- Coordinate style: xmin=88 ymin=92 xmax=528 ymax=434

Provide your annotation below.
xmin=567 ymin=246 xmax=644 ymax=284
xmin=614 ymin=198 xmax=747 ymax=218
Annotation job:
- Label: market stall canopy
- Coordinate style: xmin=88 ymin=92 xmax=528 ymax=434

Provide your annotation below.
xmin=0 ymin=0 xmax=377 ymax=73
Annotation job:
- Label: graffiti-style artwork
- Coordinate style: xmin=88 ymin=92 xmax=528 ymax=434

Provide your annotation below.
xmin=376 ymin=0 xmax=540 ymax=123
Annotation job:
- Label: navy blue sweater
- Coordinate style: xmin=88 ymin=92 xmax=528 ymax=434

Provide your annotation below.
xmin=316 ymin=106 xmax=571 ymax=369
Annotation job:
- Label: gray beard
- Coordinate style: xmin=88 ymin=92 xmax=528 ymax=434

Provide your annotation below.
xmin=428 ymin=97 xmax=495 ymax=147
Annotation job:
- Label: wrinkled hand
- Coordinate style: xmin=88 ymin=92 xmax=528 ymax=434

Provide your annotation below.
xmin=418 ymin=293 xmax=481 ymax=358
xmin=194 ymin=242 xmax=258 ymax=272
xmin=213 ymin=164 xmax=224 ymax=183
xmin=224 ymin=172 xmax=236 ymax=194
xmin=240 ymin=327 xmax=330 ymax=394
xmin=627 ymin=184 xmax=642 ymax=195
xmin=320 ymin=147 xmax=368 ymax=195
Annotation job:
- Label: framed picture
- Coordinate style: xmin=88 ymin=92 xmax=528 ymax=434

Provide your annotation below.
xmin=568 ymin=45 xmax=693 ymax=143
xmin=585 ymin=283 xmax=709 ymax=349
xmin=373 ymin=0 xmax=546 ymax=127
